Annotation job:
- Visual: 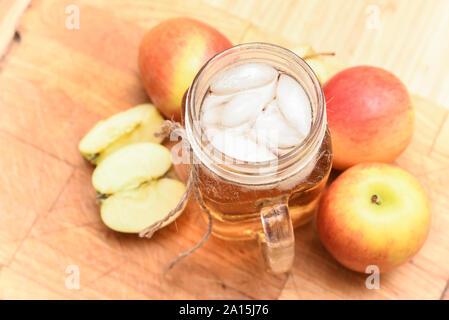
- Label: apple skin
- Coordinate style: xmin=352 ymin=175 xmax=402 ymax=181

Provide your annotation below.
xmin=317 ymin=163 xmax=431 ymax=273
xmin=139 ymin=17 xmax=233 ymax=121
xmin=323 ymin=66 xmax=414 ymax=170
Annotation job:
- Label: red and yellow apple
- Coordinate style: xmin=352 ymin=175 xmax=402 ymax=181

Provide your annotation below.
xmin=317 ymin=163 xmax=431 ymax=273
xmin=323 ymin=66 xmax=414 ymax=170
xmin=139 ymin=17 xmax=233 ymax=121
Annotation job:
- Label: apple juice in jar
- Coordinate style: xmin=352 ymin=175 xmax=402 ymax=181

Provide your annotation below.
xmin=184 ymin=43 xmax=332 ymax=246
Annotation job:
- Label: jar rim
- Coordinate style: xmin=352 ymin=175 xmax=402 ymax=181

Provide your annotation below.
xmin=185 ymin=42 xmax=327 ymax=184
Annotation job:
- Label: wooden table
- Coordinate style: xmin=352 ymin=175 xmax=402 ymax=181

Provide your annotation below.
xmin=0 ymin=0 xmax=448 ymax=299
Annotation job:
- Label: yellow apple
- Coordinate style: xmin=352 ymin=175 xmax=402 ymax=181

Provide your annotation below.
xmin=291 ymin=44 xmax=332 ymax=83
xmin=317 ymin=163 xmax=431 ymax=273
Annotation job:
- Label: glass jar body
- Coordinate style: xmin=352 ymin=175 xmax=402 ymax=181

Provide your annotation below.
xmin=183 ymin=43 xmax=333 ymax=243
xmin=196 ymin=128 xmax=332 ymax=240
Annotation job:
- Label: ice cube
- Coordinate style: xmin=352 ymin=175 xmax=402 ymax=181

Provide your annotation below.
xmin=277 ymin=74 xmax=311 ymax=137
xmin=203 ymin=126 xmax=220 ymax=144
xmin=209 ymin=128 xmax=276 ymax=162
xmin=211 ymin=63 xmax=278 ymax=94
xmin=200 ymin=64 xmax=312 ymax=162
xmin=253 ymin=101 xmax=306 ymax=149
xmin=201 ymin=91 xmax=238 ymax=126
xmin=228 ymin=122 xmax=252 ymax=135
xmin=221 ymin=79 xmax=276 ymax=127
xmin=203 ymin=122 xmax=251 ymax=145
xmin=202 ymin=92 xmax=233 ymax=110
xmin=201 ymin=101 xmax=224 ymax=126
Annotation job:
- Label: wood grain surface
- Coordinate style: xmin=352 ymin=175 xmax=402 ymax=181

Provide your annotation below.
xmin=0 ymin=0 xmax=448 ymax=299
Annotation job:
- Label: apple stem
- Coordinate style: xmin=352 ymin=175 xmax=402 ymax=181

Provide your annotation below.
xmin=302 ymin=52 xmax=336 ymax=60
xmin=371 ymin=194 xmax=382 ymax=205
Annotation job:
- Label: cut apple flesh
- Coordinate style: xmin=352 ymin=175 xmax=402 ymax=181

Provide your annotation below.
xmin=79 ymin=104 xmax=164 ymax=164
xmin=92 ymin=142 xmax=172 ymax=195
xmin=95 ymin=106 xmax=165 ymax=163
xmin=101 ymin=178 xmax=186 ymax=233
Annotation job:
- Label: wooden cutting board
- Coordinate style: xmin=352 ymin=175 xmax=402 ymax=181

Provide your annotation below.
xmin=0 ymin=0 xmax=448 ymax=299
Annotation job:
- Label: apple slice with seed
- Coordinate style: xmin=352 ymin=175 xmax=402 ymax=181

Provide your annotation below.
xmin=100 ymin=178 xmax=186 ymax=233
xmin=92 ymin=142 xmax=172 ymax=195
xmin=79 ymin=104 xmax=164 ymax=164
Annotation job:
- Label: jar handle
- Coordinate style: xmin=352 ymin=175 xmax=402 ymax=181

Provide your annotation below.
xmin=258 ymin=200 xmax=295 ymax=273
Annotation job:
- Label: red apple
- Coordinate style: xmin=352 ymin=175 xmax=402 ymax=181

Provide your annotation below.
xmin=323 ymin=66 xmax=414 ymax=170
xmin=139 ymin=17 xmax=233 ymax=121
xmin=317 ymin=163 xmax=431 ymax=273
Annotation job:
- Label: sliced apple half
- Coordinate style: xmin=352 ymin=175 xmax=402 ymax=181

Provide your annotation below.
xmin=92 ymin=142 xmax=172 ymax=195
xmin=79 ymin=103 xmax=164 ymax=164
xmin=101 ymin=178 xmax=186 ymax=233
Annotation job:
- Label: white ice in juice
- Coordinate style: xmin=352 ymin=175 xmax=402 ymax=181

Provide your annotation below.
xmin=200 ymin=62 xmax=312 ymax=162
xmin=277 ymin=74 xmax=311 ymax=137
xmin=210 ymin=63 xmax=278 ymax=94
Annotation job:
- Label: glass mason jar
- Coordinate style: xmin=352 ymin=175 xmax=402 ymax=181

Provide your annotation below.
xmin=183 ymin=43 xmax=332 ymax=273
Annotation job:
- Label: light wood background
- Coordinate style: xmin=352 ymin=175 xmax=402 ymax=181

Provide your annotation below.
xmin=209 ymin=0 xmax=449 ymax=109
xmin=0 ymin=0 xmax=448 ymax=299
